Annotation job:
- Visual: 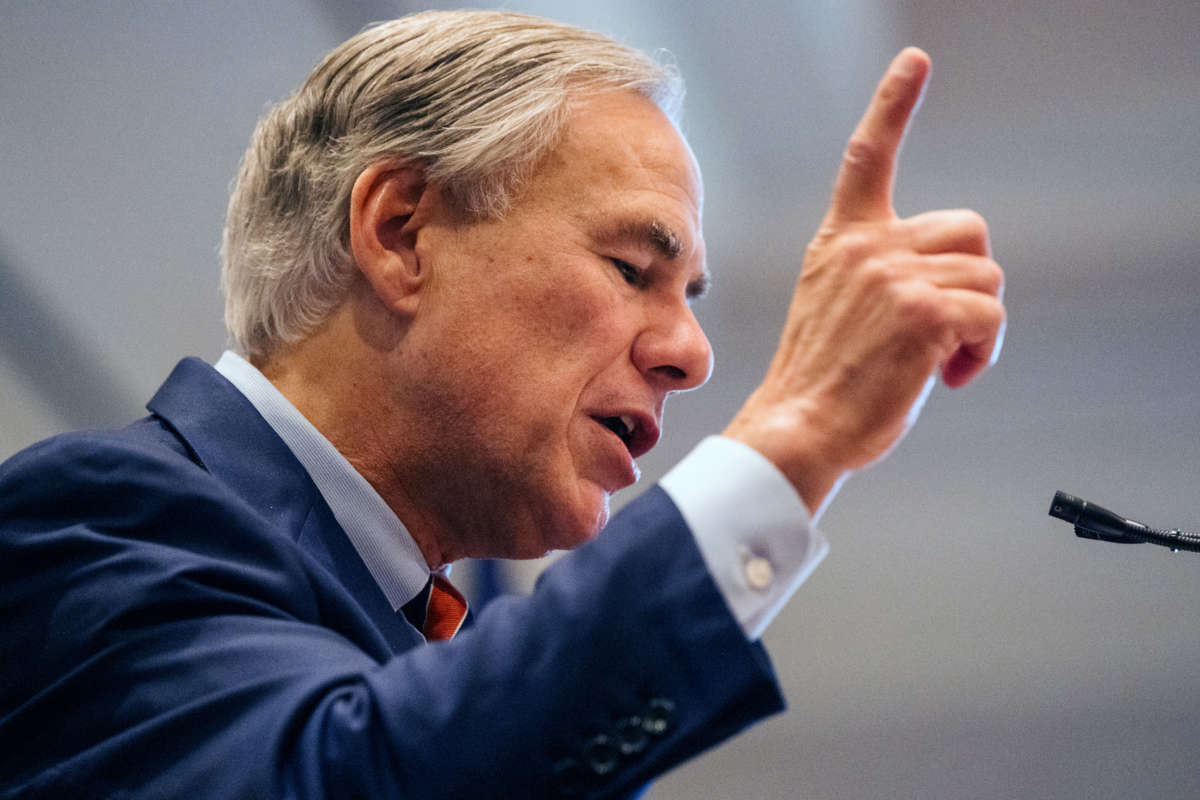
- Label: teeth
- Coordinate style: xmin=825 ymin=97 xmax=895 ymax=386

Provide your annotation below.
xmin=596 ymin=415 xmax=638 ymax=443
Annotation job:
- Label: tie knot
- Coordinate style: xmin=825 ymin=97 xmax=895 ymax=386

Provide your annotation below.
xmin=423 ymin=573 xmax=468 ymax=641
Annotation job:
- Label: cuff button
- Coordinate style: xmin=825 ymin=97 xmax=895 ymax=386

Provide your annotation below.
xmin=743 ymin=554 xmax=773 ymax=590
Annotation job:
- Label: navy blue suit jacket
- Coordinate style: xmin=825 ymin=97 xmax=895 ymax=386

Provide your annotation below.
xmin=0 ymin=359 xmax=783 ymax=798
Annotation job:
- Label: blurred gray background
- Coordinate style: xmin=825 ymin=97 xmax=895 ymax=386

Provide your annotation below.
xmin=2 ymin=1 xmax=1198 ymax=797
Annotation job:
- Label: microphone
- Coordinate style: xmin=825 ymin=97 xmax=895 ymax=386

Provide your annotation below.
xmin=1048 ymin=491 xmax=1148 ymax=543
xmin=1048 ymin=490 xmax=1200 ymax=553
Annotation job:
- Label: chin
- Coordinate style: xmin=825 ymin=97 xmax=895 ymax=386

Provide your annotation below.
xmin=492 ymin=497 xmax=608 ymax=560
xmin=498 ymin=478 xmax=613 ymax=558
xmin=550 ymin=493 xmax=611 ymax=553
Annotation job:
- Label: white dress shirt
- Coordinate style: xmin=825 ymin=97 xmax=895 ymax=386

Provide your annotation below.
xmin=215 ymin=350 xmax=827 ymax=640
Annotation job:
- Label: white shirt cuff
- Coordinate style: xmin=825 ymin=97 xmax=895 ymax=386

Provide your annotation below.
xmin=659 ymin=436 xmax=828 ymax=640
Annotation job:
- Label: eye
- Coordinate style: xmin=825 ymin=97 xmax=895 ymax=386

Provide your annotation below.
xmin=611 ymin=258 xmax=646 ymax=288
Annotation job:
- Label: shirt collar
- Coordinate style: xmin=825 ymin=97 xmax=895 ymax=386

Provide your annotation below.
xmin=214 ymin=349 xmax=436 ymax=610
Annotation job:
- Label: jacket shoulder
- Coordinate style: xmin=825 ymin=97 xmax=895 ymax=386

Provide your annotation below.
xmin=0 ymin=425 xmax=210 ymax=521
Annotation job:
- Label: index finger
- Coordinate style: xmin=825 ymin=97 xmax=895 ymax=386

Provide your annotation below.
xmin=827 ymin=47 xmax=931 ymax=224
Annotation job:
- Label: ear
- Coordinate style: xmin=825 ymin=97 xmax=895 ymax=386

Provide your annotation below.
xmin=348 ymin=161 xmax=434 ymax=316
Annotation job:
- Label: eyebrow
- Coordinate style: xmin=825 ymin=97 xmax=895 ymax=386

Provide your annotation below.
xmin=592 ymin=217 xmax=711 ymax=299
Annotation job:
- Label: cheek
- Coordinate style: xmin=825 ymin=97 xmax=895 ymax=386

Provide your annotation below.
xmin=519 ymin=277 xmax=626 ymax=362
xmin=494 ymin=282 xmax=628 ymax=450
xmin=425 ymin=249 xmax=631 ymax=424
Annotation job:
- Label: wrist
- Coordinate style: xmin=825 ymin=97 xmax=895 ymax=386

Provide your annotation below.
xmin=722 ymin=397 xmax=851 ymax=517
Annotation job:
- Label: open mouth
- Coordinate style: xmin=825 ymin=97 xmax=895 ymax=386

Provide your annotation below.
xmin=592 ymin=413 xmax=659 ymax=460
xmin=596 ymin=415 xmax=636 ymax=449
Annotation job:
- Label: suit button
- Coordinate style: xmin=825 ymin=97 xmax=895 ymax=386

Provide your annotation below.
xmin=553 ymin=757 xmax=588 ymax=797
xmin=583 ymin=733 xmax=619 ymax=776
xmin=642 ymin=697 xmax=675 ymax=736
xmin=615 ymin=715 xmax=648 ymax=756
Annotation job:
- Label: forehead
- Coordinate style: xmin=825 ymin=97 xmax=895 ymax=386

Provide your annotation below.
xmin=523 ymin=91 xmax=706 ymax=266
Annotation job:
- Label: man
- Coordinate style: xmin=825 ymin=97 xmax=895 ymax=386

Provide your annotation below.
xmin=0 ymin=10 xmax=1005 ymax=799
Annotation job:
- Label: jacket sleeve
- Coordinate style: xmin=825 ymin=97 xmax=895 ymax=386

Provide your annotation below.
xmin=0 ymin=434 xmax=784 ymax=799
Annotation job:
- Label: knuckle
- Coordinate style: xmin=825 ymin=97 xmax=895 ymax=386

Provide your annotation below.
xmin=892 ymin=284 xmax=945 ymax=332
xmin=983 ymin=259 xmax=1006 ymax=294
xmin=861 ymin=255 xmax=897 ymax=287
xmin=878 ymin=81 xmax=901 ymax=106
xmin=955 ymin=208 xmax=984 ymax=226
xmin=843 ymin=134 xmax=883 ymax=171
xmin=989 ymin=298 xmax=1009 ymax=327
xmin=900 ymin=291 xmax=939 ymax=323
xmin=837 ymin=230 xmax=877 ymax=262
xmin=955 ymin=208 xmax=988 ymax=231
xmin=875 ymin=74 xmax=909 ymax=118
xmin=955 ymin=208 xmax=990 ymax=248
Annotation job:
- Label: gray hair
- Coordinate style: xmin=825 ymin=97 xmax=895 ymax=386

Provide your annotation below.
xmin=221 ymin=9 xmax=684 ymax=361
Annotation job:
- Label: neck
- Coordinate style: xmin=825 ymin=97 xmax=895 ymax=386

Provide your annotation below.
xmin=255 ymin=289 xmax=465 ymax=569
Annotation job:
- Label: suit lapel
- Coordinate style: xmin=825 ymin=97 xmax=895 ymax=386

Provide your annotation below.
xmin=146 ymin=358 xmax=424 ymax=653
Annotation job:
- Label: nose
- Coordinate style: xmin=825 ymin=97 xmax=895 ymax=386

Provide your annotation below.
xmin=632 ymin=301 xmax=713 ymax=393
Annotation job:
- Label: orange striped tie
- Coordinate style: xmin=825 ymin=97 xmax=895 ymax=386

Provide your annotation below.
xmin=424 ymin=574 xmax=468 ymax=641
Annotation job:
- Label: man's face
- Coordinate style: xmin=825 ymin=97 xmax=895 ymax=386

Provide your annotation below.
xmin=399 ymin=91 xmax=713 ymax=560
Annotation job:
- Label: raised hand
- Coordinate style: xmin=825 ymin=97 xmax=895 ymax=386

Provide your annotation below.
xmin=724 ymin=48 xmax=1006 ymax=516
